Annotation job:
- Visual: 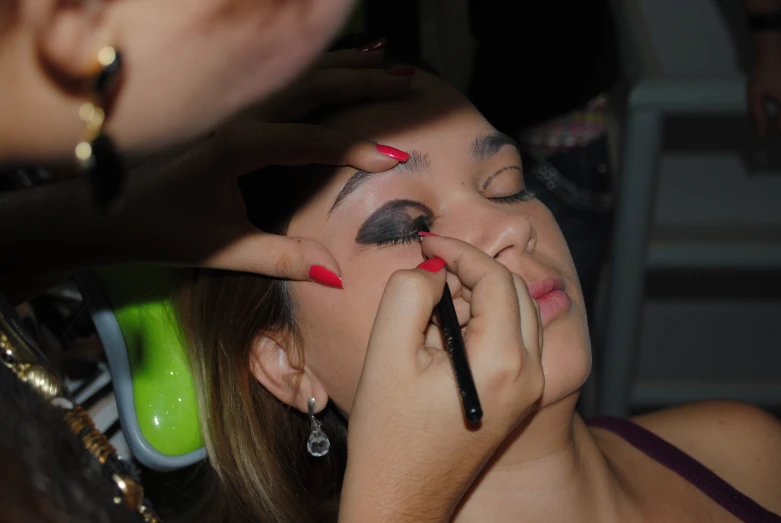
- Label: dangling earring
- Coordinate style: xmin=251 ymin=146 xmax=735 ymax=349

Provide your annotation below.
xmin=74 ymin=45 xmax=125 ymax=208
xmin=307 ymin=397 xmax=330 ymax=457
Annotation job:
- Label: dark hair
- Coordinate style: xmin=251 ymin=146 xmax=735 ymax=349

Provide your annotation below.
xmin=0 ymin=365 xmax=139 ymax=523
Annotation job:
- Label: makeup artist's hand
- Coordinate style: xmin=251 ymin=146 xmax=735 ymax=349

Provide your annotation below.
xmin=111 ymin=119 xmax=408 ymax=283
xmin=108 ymin=44 xmax=413 ymax=283
xmin=1 ymin=47 xmax=414 ymax=298
xmin=246 ymin=41 xmax=414 ymax=123
xmin=341 ymin=237 xmax=544 ymax=523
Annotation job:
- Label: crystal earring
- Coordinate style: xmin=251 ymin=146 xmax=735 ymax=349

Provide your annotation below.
xmin=306 ymin=397 xmax=330 ymax=457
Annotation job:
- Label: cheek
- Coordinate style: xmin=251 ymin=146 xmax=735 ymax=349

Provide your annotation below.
xmin=529 ymin=206 xmax=592 ymax=405
xmin=533 ymin=209 xmax=584 ymax=302
xmin=539 ymin=314 xmax=592 ymax=407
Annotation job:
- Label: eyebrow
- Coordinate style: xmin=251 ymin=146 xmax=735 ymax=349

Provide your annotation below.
xmin=329 ymin=150 xmax=430 ymax=214
xmin=472 ymin=132 xmax=522 ymax=161
xmin=328 ymin=132 xmax=521 ymax=215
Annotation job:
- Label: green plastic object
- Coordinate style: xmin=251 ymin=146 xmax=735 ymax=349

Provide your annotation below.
xmin=94 ymin=265 xmax=203 ymax=456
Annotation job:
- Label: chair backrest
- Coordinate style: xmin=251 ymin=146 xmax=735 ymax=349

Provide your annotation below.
xmin=78 ymin=265 xmax=205 ymax=471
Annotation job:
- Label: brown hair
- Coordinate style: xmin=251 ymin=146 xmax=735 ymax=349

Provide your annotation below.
xmin=175 ymin=35 xmax=431 ymax=520
xmin=176 ymin=166 xmax=347 ymax=523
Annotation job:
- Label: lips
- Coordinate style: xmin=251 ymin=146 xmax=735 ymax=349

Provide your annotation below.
xmin=527 ymin=278 xmax=563 ymax=299
xmin=527 ymin=279 xmax=571 ymax=326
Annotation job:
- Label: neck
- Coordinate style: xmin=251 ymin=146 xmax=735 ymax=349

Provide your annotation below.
xmin=453 ymin=396 xmax=638 ymax=523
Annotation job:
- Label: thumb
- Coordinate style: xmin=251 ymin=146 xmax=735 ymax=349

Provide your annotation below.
xmin=216 ymin=120 xmax=409 ymax=176
xmin=364 ymin=266 xmax=447 ymax=375
xmin=205 ymin=229 xmax=343 ymax=287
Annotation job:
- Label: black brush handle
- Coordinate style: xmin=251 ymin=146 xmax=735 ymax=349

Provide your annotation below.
xmin=436 ymin=283 xmax=483 ymax=422
xmin=417 ymin=217 xmax=482 ymax=422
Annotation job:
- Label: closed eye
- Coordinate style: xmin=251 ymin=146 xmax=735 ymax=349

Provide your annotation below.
xmin=375 ymin=232 xmax=422 ymax=247
xmin=491 ymin=188 xmax=536 ymax=204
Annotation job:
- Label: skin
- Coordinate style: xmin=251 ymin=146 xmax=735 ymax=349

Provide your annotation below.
xmin=250 ymin=72 xmax=781 ymax=522
xmin=0 ymin=48 xmax=415 ymax=303
xmin=0 ymin=0 xmax=356 ymax=162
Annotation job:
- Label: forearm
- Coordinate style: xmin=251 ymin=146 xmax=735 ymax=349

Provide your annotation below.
xmin=745 ymin=0 xmax=781 ymax=58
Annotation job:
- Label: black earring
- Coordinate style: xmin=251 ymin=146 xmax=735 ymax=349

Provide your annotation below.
xmin=74 ymin=46 xmax=125 ymax=208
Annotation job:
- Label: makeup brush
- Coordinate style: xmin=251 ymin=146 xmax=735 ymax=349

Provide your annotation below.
xmin=416 ymin=217 xmax=482 ymax=423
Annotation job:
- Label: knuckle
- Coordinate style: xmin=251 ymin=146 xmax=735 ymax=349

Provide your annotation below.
xmin=273 ymin=250 xmax=300 ymax=277
xmin=479 ymin=353 xmax=520 ymax=393
xmin=386 ymin=270 xmax=440 ymax=309
xmin=387 ymin=269 xmax=430 ymax=294
xmin=485 ymin=265 xmax=516 ymax=292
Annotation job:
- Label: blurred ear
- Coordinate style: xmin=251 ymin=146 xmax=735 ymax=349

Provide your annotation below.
xmin=249 ymin=333 xmax=329 ymax=414
xmin=34 ymin=0 xmax=113 ymax=93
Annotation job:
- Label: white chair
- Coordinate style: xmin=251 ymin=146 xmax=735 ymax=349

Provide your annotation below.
xmin=598 ymin=0 xmax=781 ymax=416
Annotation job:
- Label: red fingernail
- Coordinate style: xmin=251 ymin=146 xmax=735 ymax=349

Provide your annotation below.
xmin=418 ymin=231 xmax=439 ymax=237
xmin=358 ymin=38 xmax=386 ymax=53
xmin=386 ymin=65 xmax=416 ymax=76
xmin=376 ymin=144 xmax=410 ymax=162
xmin=309 ymin=266 xmax=343 ymax=289
xmin=417 ymin=257 xmax=446 ymax=273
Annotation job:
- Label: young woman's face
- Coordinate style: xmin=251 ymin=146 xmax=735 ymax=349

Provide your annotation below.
xmin=287 ymin=72 xmax=591 ymax=414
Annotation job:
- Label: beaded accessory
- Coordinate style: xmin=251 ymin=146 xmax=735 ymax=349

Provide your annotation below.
xmin=0 ymin=308 xmax=160 ymax=522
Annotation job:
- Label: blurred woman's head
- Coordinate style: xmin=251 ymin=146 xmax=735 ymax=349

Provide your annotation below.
xmin=0 ymin=0 xmax=357 ymax=162
xmin=178 ymin=69 xmax=592 ymax=522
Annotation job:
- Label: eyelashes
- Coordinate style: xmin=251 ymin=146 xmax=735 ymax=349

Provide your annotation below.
xmin=491 ymin=188 xmax=536 ymax=204
xmin=373 ymin=190 xmax=535 ymax=248
xmin=376 ymin=233 xmax=422 ymax=247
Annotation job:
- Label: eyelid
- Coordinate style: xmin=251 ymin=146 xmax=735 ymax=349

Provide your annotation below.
xmin=491 ymin=188 xmax=536 ymax=204
xmin=481 ymin=165 xmax=524 ymax=193
xmin=355 ymin=199 xmax=434 ymax=245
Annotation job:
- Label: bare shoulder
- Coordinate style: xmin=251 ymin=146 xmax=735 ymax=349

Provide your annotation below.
xmin=632 ymin=400 xmax=781 ymax=514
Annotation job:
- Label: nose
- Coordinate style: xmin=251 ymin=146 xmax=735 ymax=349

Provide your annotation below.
xmin=448 ymin=204 xmax=537 ymax=265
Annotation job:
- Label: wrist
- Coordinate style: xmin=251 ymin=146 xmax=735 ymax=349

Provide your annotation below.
xmin=339 ymin=462 xmax=457 ymax=523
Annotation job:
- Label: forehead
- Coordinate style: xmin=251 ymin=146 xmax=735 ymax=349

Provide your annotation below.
xmin=285 ymin=73 xmax=506 ymax=236
xmin=317 ymin=71 xmax=494 ymax=148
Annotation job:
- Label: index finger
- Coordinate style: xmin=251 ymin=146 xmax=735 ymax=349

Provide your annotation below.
xmin=215 ymin=120 xmax=410 ymax=176
xmin=420 ymin=236 xmax=519 ymax=305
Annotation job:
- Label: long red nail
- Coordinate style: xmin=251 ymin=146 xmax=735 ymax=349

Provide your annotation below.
xmin=417 ymin=257 xmax=446 ymax=273
xmin=309 ymin=266 xmax=343 ymax=289
xmin=358 ymin=38 xmax=386 ymax=53
xmin=386 ymin=65 xmax=416 ymax=76
xmin=376 ymin=144 xmax=410 ymax=162
xmin=418 ymin=231 xmax=439 ymax=237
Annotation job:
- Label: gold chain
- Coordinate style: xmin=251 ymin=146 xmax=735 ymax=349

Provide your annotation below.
xmin=1 ymin=313 xmax=160 ymax=523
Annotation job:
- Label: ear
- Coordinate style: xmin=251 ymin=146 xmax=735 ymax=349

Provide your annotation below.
xmin=33 ymin=0 xmax=115 ymax=92
xmin=249 ymin=333 xmax=329 ymax=415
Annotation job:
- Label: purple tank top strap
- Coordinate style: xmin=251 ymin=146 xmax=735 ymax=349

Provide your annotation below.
xmin=587 ymin=416 xmax=781 ymax=523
